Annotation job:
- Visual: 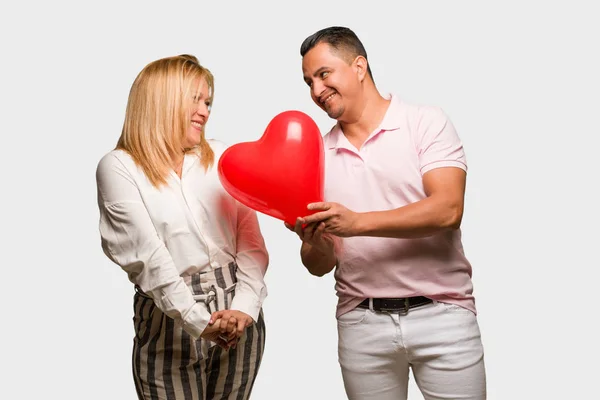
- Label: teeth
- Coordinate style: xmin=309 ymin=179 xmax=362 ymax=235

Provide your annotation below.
xmin=191 ymin=121 xmax=203 ymax=128
xmin=323 ymin=93 xmax=335 ymax=104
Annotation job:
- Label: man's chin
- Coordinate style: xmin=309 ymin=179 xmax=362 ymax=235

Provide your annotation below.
xmin=327 ymin=109 xmax=344 ymax=120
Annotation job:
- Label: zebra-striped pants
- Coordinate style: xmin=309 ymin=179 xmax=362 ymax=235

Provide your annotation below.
xmin=131 ymin=263 xmax=266 ymax=399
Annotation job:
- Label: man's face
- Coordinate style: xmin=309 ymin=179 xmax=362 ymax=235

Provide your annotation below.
xmin=302 ymin=42 xmax=360 ymax=121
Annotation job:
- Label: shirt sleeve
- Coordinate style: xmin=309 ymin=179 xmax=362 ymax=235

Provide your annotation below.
xmin=416 ymin=106 xmax=468 ymax=175
xmin=229 ymin=201 xmax=269 ymax=322
xmin=96 ymin=153 xmax=211 ymax=339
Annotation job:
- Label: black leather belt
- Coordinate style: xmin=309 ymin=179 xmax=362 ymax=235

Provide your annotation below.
xmin=358 ymin=296 xmax=432 ymax=312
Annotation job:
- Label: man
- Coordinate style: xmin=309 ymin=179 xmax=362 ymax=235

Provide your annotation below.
xmin=286 ymin=26 xmax=486 ymax=399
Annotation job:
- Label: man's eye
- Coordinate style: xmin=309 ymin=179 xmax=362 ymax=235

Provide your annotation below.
xmin=321 ymin=71 xmax=329 ymax=79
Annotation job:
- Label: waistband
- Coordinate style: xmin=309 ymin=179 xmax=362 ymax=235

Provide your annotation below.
xmin=135 ymin=262 xmax=238 ymax=313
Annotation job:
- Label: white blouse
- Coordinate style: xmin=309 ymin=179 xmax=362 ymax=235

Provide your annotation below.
xmin=95 ymin=139 xmax=269 ymax=339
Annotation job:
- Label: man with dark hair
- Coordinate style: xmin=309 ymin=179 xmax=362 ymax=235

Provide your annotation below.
xmin=300 ymin=26 xmax=374 ymax=81
xmin=287 ymin=26 xmax=487 ymax=399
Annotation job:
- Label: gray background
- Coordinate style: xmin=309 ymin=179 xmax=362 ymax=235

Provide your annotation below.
xmin=1 ymin=0 xmax=598 ymax=398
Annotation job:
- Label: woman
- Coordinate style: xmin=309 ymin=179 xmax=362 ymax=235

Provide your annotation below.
xmin=96 ymin=54 xmax=268 ymax=399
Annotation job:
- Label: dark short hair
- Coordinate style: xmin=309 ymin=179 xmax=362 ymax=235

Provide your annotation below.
xmin=300 ymin=26 xmax=373 ymax=80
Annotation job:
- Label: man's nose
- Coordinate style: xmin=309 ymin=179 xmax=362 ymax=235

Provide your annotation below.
xmin=312 ymin=81 xmax=325 ymax=100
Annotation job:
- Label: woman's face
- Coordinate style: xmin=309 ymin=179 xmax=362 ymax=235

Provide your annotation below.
xmin=184 ymin=77 xmax=211 ymax=149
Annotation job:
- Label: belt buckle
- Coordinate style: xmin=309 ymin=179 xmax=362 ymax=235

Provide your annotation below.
xmin=398 ymin=298 xmax=410 ymax=315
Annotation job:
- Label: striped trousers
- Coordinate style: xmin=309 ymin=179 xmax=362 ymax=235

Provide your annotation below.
xmin=131 ymin=263 xmax=266 ymax=400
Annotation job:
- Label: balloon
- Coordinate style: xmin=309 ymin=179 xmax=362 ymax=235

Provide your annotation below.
xmin=218 ymin=110 xmax=324 ymax=226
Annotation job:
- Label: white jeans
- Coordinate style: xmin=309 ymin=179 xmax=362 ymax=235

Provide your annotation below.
xmin=337 ymin=300 xmax=486 ymax=400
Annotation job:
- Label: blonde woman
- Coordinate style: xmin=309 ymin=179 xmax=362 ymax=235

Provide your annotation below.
xmin=96 ymin=54 xmax=268 ymax=399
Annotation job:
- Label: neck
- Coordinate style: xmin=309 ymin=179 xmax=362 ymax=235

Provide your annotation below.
xmin=171 ymin=151 xmax=185 ymax=171
xmin=171 ymin=143 xmax=197 ymax=167
xmin=339 ymin=86 xmax=390 ymax=146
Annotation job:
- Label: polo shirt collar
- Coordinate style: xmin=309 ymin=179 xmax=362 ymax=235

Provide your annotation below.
xmin=325 ymin=94 xmax=403 ymax=150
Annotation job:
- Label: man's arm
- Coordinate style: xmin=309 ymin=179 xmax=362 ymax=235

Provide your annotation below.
xmin=300 ymin=167 xmax=466 ymax=239
xmin=286 ymin=220 xmax=337 ymax=276
xmin=357 ymin=166 xmax=466 ymax=238
xmin=301 ymin=241 xmax=337 ymax=277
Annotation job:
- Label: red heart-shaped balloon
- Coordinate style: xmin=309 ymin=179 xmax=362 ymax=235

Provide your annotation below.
xmin=218 ymin=110 xmax=324 ymax=225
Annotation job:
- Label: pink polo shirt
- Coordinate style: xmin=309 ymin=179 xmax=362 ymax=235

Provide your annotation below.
xmin=323 ymin=94 xmax=476 ymax=318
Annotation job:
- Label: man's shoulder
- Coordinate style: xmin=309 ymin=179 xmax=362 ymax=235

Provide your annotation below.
xmin=393 ymin=96 xmax=447 ymax=121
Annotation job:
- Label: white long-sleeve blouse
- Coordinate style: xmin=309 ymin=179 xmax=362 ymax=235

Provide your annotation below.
xmin=96 ymin=139 xmax=269 ymax=339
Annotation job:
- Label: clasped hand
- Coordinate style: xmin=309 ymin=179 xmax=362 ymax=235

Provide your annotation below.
xmin=201 ymin=310 xmax=254 ymax=350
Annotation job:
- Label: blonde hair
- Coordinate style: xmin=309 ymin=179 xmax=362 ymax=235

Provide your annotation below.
xmin=117 ymin=54 xmax=215 ymax=187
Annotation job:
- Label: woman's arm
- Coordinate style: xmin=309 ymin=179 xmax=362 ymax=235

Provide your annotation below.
xmin=228 ymin=201 xmax=269 ymax=322
xmin=96 ymin=153 xmax=211 ymax=339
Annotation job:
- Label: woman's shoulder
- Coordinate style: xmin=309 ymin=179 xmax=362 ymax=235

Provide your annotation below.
xmin=96 ymin=149 xmax=137 ymax=177
xmin=206 ymin=138 xmax=229 ymax=153
xmin=98 ymin=148 xmax=135 ymax=166
xmin=206 ymin=138 xmax=235 ymax=161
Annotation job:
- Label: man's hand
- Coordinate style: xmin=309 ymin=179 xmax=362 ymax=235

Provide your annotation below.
xmin=201 ymin=317 xmax=238 ymax=349
xmin=210 ymin=310 xmax=254 ymax=343
xmin=285 ymin=215 xmax=339 ymax=277
xmin=284 ymin=217 xmax=336 ymax=254
xmin=297 ymin=202 xmax=361 ymax=238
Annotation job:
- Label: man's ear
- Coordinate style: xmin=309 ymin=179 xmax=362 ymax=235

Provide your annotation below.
xmin=354 ymin=56 xmax=368 ymax=82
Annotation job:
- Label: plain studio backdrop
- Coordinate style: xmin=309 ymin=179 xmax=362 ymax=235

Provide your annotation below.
xmin=1 ymin=1 xmax=598 ymax=399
